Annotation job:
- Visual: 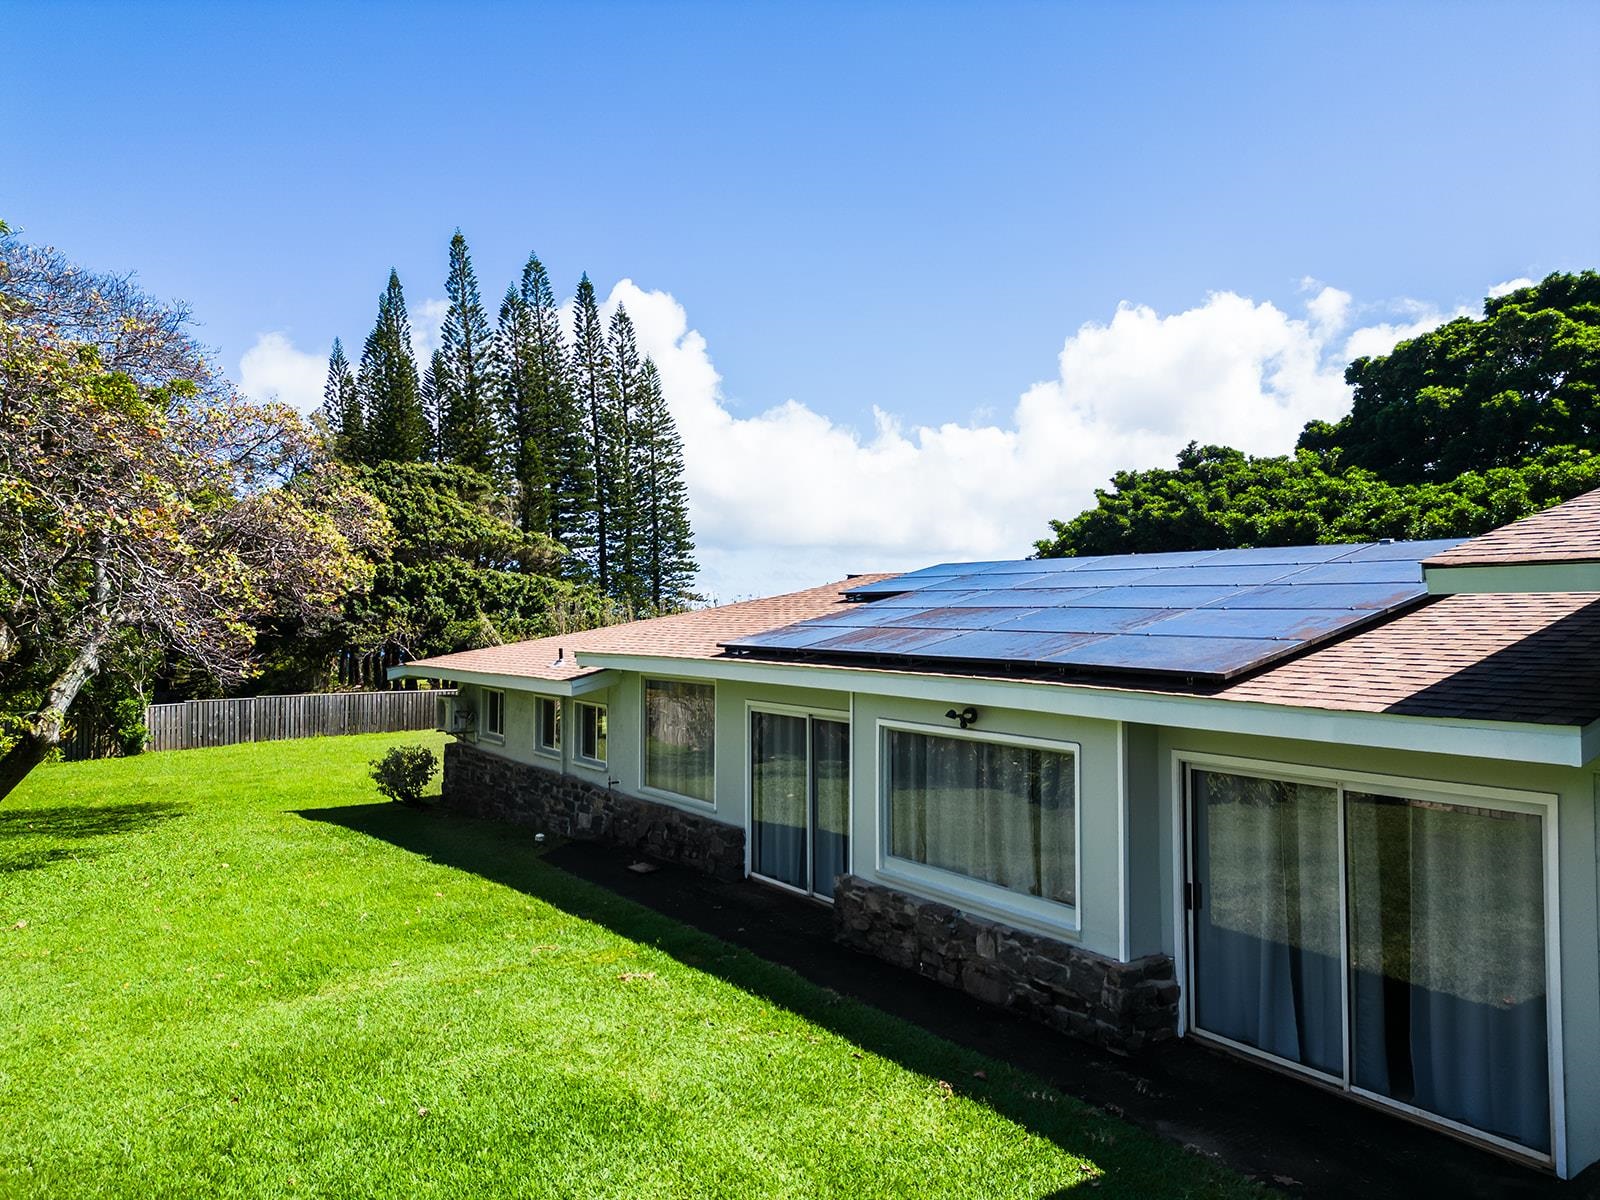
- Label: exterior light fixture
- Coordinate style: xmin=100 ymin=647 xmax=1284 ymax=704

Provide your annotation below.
xmin=945 ymin=706 xmax=978 ymax=729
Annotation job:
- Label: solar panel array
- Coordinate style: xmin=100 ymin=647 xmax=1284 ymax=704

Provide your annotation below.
xmin=722 ymin=540 xmax=1464 ymax=679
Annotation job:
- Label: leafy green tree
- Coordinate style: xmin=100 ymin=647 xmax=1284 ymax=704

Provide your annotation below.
xmin=632 ymin=359 xmax=699 ymax=610
xmin=1300 ymin=271 xmax=1600 ymax=481
xmin=318 ymin=338 xmax=362 ymax=460
xmin=570 ymin=274 xmax=612 ymax=589
xmin=0 ymin=232 xmax=383 ymax=800
xmin=336 ymin=462 xmax=607 ymax=661
xmin=358 ymin=270 xmax=431 ymax=464
xmin=435 ymin=231 xmax=499 ymax=473
xmin=1035 ymin=442 xmax=1600 ymax=558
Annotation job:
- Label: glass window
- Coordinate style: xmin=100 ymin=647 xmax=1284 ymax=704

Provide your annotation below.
xmin=885 ymin=728 xmax=1075 ymax=906
xmin=1346 ymin=792 xmax=1549 ymax=1152
xmin=483 ymin=688 xmax=505 ymax=738
xmin=535 ymin=697 xmax=561 ymax=752
xmin=578 ymin=702 xmax=608 ymax=764
xmin=644 ymin=679 xmax=714 ymax=802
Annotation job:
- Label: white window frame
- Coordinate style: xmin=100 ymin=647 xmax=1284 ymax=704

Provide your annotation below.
xmin=481 ymin=687 xmax=506 ymax=743
xmin=875 ymin=719 xmax=1083 ymax=936
xmin=744 ymin=700 xmax=852 ymax=902
xmin=534 ymin=696 xmax=562 ymax=759
xmin=575 ymin=700 xmax=608 ymax=767
xmin=1173 ymin=749 xmax=1564 ymax=1173
xmin=639 ymin=676 xmax=718 ymax=808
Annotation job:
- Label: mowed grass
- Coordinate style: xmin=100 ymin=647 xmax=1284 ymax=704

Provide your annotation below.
xmin=0 ymin=733 xmax=1260 ymax=1199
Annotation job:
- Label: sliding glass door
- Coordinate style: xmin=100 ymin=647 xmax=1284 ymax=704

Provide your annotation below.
xmin=1187 ymin=764 xmax=1554 ymax=1160
xmin=1190 ymin=769 xmax=1344 ymax=1077
xmin=749 ymin=710 xmax=850 ymax=899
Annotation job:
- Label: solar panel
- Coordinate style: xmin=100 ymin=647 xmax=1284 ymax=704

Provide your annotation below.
xmin=728 ymin=537 xmax=1467 ymax=679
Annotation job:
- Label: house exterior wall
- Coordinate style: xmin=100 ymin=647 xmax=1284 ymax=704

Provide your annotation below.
xmin=441 ymin=669 xmax=1599 ymax=1172
xmin=1148 ymin=724 xmax=1600 ymax=1177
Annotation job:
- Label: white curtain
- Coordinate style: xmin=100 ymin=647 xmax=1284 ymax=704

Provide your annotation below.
xmin=751 ymin=711 xmax=808 ymax=888
xmin=1347 ymin=793 xmax=1549 ymax=1153
xmin=1191 ymin=770 xmax=1344 ymax=1077
xmin=887 ymin=729 xmax=1075 ymax=906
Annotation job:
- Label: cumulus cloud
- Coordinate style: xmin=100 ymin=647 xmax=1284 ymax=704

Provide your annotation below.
xmin=604 ymin=279 xmax=1464 ymax=598
xmin=1488 ymin=277 xmax=1536 ymax=299
xmin=238 ymin=278 xmax=1473 ymax=598
xmin=237 ymin=332 xmax=326 ymax=413
xmin=239 ymin=295 xmax=450 ymax=413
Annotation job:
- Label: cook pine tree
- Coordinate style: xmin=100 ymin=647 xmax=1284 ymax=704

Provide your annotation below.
xmin=319 ymin=338 xmax=362 ymax=461
xmin=631 ymin=358 xmax=698 ymax=610
xmin=603 ymin=304 xmax=647 ymax=607
xmin=435 ymin=231 xmax=498 ymax=474
xmin=569 ymin=274 xmax=612 ymax=590
xmin=357 ymin=270 xmax=431 ymax=464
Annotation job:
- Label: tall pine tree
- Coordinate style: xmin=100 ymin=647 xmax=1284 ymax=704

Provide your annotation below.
xmin=569 ymin=274 xmax=612 ymax=590
xmin=358 ymin=270 xmax=430 ymax=464
xmin=318 ymin=338 xmax=362 ymax=461
xmin=435 ymin=231 xmax=498 ymax=473
xmin=421 ymin=349 xmax=446 ymax=461
xmin=632 ymin=359 xmax=698 ymax=610
xmin=604 ymin=305 xmax=647 ymax=607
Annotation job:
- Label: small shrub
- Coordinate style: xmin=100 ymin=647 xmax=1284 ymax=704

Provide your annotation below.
xmin=370 ymin=744 xmax=439 ymax=808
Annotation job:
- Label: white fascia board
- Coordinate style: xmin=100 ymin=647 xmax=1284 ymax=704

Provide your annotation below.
xmin=573 ymin=651 xmax=1590 ymax=768
xmin=1425 ymin=562 xmax=1600 ymax=594
xmin=386 ymin=663 xmax=615 ymax=698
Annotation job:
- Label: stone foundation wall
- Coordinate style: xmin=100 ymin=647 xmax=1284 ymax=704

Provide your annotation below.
xmin=442 ymin=740 xmax=745 ymax=881
xmin=833 ymin=874 xmax=1178 ymax=1053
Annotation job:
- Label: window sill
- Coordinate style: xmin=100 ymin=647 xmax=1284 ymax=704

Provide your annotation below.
xmin=639 ymin=784 xmax=715 ymax=811
xmin=876 ymin=859 xmax=1081 ymax=941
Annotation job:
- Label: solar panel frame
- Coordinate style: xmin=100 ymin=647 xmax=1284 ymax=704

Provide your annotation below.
xmin=727 ymin=538 xmax=1458 ymax=679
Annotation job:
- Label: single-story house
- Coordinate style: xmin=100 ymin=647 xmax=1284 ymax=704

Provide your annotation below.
xmin=392 ymin=488 xmax=1600 ymax=1177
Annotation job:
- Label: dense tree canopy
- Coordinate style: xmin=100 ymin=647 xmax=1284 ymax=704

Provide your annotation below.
xmin=0 ymin=228 xmax=383 ymax=798
xmin=1039 ymin=271 xmax=1600 ymax=559
xmin=1300 ymin=272 xmax=1600 ymax=480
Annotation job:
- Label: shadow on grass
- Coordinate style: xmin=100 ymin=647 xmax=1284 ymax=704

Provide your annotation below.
xmin=0 ymin=802 xmax=187 ymax=873
xmin=297 ymin=801 xmax=1248 ymax=1199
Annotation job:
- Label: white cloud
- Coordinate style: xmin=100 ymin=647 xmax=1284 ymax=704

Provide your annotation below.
xmin=238 ymin=278 xmax=1478 ymax=598
xmin=238 ymin=332 xmax=326 ymax=413
xmin=411 ymin=298 xmax=449 ymax=363
xmin=607 ymin=279 xmax=1467 ymax=599
xmin=1488 ymin=277 xmax=1535 ymax=299
xmin=239 ymin=295 xmax=450 ymax=413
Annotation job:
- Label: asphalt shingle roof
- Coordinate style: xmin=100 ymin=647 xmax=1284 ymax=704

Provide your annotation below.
xmin=402 ymin=574 xmax=1600 ymax=728
xmin=1424 ymin=489 xmax=1600 ymax=567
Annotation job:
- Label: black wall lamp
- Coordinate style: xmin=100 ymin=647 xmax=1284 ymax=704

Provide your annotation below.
xmin=945 ymin=706 xmax=979 ymax=730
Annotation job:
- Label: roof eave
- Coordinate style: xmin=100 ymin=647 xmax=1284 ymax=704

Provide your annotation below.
xmin=387 ymin=662 xmax=616 ymax=697
xmin=572 ymin=649 xmax=1592 ymax=768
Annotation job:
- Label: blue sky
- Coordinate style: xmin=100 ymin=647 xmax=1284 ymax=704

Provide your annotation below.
xmin=8 ymin=1 xmax=1598 ymax=596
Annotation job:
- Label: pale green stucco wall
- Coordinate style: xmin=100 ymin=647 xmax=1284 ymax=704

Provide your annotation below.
xmin=1147 ymin=725 xmax=1600 ymax=1176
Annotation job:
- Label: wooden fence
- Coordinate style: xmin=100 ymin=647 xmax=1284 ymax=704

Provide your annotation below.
xmin=143 ymin=689 xmax=454 ymax=753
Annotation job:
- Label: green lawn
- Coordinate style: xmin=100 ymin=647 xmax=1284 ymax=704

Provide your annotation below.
xmin=0 ymin=733 xmax=1260 ymax=1199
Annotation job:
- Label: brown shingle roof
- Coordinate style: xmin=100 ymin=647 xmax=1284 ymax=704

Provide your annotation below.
xmin=1424 ymin=489 xmax=1600 ymax=567
xmin=404 ymin=575 xmax=1600 ymax=728
xmin=1216 ymin=591 xmax=1600 ymax=725
xmin=403 ymin=576 xmax=894 ymax=682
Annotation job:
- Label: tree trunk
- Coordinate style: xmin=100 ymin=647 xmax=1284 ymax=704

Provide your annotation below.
xmin=0 ymin=637 xmax=105 ymax=804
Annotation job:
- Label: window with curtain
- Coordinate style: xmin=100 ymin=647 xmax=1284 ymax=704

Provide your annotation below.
xmin=644 ymin=680 xmax=714 ymax=802
xmin=885 ymin=727 xmax=1076 ymax=907
xmin=577 ymin=702 xmax=608 ymax=764
xmin=536 ymin=697 xmax=561 ymax=753
xmin=483 ymin=688 xmax=505 ymax=739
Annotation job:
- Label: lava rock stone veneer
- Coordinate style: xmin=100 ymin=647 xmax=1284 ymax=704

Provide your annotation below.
xmin=833 ymin=875 xmax=1178 ymax=1053
xmin=442 ymin=741 xmax=745 ymax=881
